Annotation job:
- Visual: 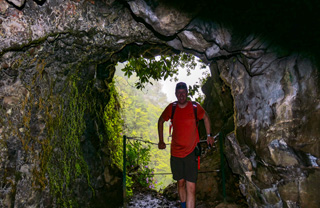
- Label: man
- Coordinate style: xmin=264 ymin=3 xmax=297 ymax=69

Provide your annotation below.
xmin=158 ymin=82 xmax=214 ymax=208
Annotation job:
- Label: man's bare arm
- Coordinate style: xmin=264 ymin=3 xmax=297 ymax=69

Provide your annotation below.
xmin=203 ymin=112 xmax=214 ymax=146
xmin=158 ymin=116 xmax=166 ymax=149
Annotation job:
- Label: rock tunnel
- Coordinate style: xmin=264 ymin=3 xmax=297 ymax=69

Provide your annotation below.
xmin=0 ymin=0 xmax=320 ymax=207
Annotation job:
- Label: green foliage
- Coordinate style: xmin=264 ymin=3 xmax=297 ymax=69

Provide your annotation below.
xmin=115 ymin=69 xmax=172 ymax=191
xmin=125 ymin=174 xmax=134 ymax=197
xmin=188 ymin=84 xmax=201 ymax=100
xmin=121 ymin=53 xmax=209 ymax=104
xmin=190 ymin=69 xmax=211 ymax=104
xmin=137 ymin=165 xmax=155 ymax=189
xmin=115 ymin=74 xmax=166 ymax=138
xmin=126 ymin=141 xmax=156 ymax=190
xmin=126 ymin=141 xmax=151 ymax=167
xmin=121 ymin=53 xmax=200 ymax=89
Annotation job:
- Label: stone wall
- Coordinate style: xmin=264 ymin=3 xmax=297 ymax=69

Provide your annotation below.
xmin=221 ymin=54 xmax=320 ymax=207
xmin=1 ymin=0 xmax=320 ymax=207
xmin=0 ymin=0 xmax=161 ymax=207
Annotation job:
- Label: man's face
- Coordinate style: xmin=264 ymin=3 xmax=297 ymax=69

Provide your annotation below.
xmin=175 ymin=89 xmax=188 ymax=104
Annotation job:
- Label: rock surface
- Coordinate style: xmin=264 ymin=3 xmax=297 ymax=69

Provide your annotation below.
xmin=1 ymin=0 xmax=320 ymax=207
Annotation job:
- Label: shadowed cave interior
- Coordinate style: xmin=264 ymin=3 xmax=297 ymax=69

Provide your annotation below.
xmin=0 ymin=0 xmax=320 ymax=207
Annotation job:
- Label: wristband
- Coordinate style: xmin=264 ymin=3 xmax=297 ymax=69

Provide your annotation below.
xmin=207 ymin=133 xmax=213 ymax=137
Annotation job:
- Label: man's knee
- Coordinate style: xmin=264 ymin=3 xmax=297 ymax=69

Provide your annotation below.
xmin=186 ymin=181 xmax=196 ymax=194
xmin=178 ymin=179 xmax=186 ymax=188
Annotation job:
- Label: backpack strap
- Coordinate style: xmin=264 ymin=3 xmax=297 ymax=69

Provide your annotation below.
xmin=169 ymin=101 xmax=178 ymax=137
xmin=171 ymin=101 xmax=178 ymax=120
xmin=191 ymin=101 xmax=198 ymax=126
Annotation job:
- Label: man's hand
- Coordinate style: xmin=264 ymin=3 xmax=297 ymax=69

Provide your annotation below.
xmin=207 ymin=136 xmax=214 ymax=147
xmin=158 ymin=141 xmax=166 ymax=149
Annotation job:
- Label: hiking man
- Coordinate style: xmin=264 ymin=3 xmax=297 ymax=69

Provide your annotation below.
xmin=158 ymin=82 xmax=214 ymax=208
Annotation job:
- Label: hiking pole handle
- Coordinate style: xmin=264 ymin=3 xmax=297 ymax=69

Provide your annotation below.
xmin=199 ymin=139 xmax=218 ymax=143
xmin=199 ymin=133 xmax=219 ymax=143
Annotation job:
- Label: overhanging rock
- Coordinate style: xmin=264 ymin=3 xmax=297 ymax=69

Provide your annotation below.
xmin=1 ymin=0 xmax=320 ymax=207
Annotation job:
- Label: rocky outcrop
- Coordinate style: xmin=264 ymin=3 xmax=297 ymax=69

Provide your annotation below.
xmin=221 ymin=55 xmax=320 ymax=207
xmin=1 ymin=0 xmax=320 ymax=207
xmin=0 ymin=0 xmax=161 ymax=207
xmin=126 ymin=1 xmax=320 ymax=207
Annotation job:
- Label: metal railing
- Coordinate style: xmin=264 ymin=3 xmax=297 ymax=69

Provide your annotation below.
xmin=122 ymin=132 xmax=227 ymax=206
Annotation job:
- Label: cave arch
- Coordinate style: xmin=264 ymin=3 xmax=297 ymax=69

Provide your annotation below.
xmin=0 ymin=0 xmax=320 ymax=207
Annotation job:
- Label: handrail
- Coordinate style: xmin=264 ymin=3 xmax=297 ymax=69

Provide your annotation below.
xmin=128 ymin=169 xmax=220 ymax=176
xmin=123 ymin=132 xmax=227 ymax=205
xmin=126 ymin=135 xmax=219 ymax=146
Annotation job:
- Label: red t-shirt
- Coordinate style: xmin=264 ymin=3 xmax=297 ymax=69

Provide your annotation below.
xmin=161 ymin=101 xmax=205 ymax=158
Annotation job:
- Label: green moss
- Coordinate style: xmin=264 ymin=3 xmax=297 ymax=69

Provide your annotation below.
xmin=44 ymin=74 xmax=91 ymax=207
xmin=103 ymin=81 xmax=123 ymax=170
xmin=1 ymin=57 xmax=124 ymax=207
xmin=43 ymin=67 xmax=123 ymax=206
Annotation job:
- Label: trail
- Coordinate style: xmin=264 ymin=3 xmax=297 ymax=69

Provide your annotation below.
xmin=126 ymin=191 xmax=179 ymax=208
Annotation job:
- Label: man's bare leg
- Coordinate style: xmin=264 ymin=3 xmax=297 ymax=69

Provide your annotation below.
xmin=186 ymin=181 xmax=196 ymax=208
xmin=177 ymin=179 xmax=186 ymax=203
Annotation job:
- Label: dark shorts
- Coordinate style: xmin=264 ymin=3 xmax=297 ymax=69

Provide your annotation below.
xmin=170 ymin=149 xmax=198 ymax=183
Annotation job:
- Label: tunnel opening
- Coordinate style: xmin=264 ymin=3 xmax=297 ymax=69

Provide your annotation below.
xmin=109 ymin=44 xmax=246 ymax=206
xmin=1 ymin=0 xmax=320 ymax=207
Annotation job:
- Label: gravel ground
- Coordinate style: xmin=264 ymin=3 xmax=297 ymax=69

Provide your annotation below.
xmin=126 ymin=190 xmax=180 ymax=208
xmin=123 ymin=186 xmax=246 ymax=208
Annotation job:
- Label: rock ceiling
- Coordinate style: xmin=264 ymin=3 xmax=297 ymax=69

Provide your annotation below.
xmin=0 ymin=0 xmax=320 ymax=207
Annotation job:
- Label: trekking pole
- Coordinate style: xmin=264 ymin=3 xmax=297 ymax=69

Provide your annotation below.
xmin=123 ymin=135 xmax=127 ymax=207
